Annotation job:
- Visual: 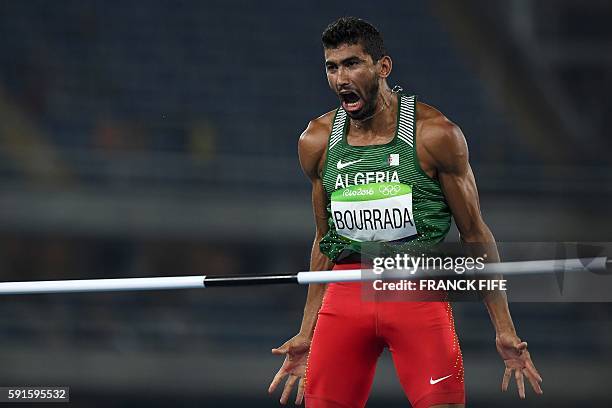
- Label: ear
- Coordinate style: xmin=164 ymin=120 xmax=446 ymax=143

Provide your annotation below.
xmin=377 ymin=56 xmax=392 ymax=79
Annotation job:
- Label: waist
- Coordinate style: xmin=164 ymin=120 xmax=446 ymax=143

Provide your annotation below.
xmin=329 ymin=261 xmax=449 ymax=302
xmin=334 ymin=254 xmax=364 ymax=265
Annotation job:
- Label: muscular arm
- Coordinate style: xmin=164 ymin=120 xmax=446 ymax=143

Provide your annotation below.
xmin=296 ymin=116 xmax=335 ymax=339
xmin=268 ymin=115 xmax=336 ymax=404
xmin=420 ymin=114 xmax=516 ymax=336
xmin=420 ymin=111 xmax=542 ymax=397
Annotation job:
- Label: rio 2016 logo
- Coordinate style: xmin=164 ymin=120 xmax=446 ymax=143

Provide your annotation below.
xmin=343 ymin=188 xmax=374 ymax=197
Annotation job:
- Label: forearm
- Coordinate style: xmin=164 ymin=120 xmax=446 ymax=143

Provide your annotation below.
xmin=298 ymin=239 xmax=334 ymax=339
xmin=462 ymin=225 xmax=517 ymax=336
xmin=483 ymin=285 xmax=517 ymax=336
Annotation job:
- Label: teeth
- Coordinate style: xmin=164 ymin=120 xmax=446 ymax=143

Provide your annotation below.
xmin=346 ymin=100 xmax=361 ymax=109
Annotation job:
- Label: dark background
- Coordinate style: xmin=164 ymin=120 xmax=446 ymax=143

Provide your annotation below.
xmin=0 ymin=1 xmax=611 ymax=406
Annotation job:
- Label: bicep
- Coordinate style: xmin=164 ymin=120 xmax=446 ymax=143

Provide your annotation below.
xmin=297 ymin=121 xmax=329 ymax=237
xmin=432 ymin=124 xmax=487 ymax=240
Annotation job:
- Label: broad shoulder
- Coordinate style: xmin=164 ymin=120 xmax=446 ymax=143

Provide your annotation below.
xmin=299 ymin=110 xmax=335 ymax=152
xmin=298 ymin=109 xmax=336 ymax=180
xmin=416 ymin=102 xmax=468 ymax=172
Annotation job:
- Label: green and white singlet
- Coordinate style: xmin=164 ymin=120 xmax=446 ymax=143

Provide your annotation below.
xmin=319 ymin=94 xmax=452 ymax=261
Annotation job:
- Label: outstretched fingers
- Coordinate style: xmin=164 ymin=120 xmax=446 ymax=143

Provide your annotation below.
xmin=525 ymin=359 xmax=543 ymax=382
xmin=269 ymin=366 xmax=288 ymax=394
xmin=295 ymin=377 xmax=305 ymax=405
xmin=501 ymin=367 xmax=512 ymax=392
xmin=523 ymin=367 xmax=543 ymax=395
xmin=280 ymin=374 xmax=298 ymax=405
xmin=515 ymin=367 xmax=526 ymax=399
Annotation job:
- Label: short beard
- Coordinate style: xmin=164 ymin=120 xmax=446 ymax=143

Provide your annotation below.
xmin=347 ymin=80 xmax=380 ymax=121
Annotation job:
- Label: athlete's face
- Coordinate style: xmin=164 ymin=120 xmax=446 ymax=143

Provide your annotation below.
xmin=324 ymin=43 xmax=384 ymax=120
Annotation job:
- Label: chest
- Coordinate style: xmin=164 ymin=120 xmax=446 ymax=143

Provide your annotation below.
xmin=322 ymin=144 xmax=411 ymax=193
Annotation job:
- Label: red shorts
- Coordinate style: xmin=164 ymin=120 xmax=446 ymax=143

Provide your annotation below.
xmin=304 ymin=263 xmax=465 ymax=408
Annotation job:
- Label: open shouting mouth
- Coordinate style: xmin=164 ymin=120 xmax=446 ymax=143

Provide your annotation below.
xmin=339 ymin=90 xmax=365 ymax=113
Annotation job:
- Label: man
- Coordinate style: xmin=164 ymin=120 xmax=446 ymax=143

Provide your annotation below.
xmin=269 ymin=17 xmax=543 ymax=408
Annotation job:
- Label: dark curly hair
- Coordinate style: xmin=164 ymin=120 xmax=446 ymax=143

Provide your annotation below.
xmin=321 ymin=17 xmax=387 ymax=62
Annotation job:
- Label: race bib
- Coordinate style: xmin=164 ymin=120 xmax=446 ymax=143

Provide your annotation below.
xmin=330 ymin=182 xmax=417 ymax=242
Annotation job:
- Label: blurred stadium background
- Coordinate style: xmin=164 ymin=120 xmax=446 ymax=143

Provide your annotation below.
xmin=0 ymin=0 xmax=611 ymax=406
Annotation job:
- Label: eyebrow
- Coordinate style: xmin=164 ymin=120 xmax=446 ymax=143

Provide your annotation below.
xmin=325 ymin=56 xmax=363 ymax=67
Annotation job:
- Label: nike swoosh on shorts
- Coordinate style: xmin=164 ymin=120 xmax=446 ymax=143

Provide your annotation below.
xmin=429 ymin=374 xmax=453 ymax=385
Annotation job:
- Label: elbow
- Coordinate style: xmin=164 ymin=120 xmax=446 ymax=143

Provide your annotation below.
xmin=459 ymin=220 xmax=494 ymax=243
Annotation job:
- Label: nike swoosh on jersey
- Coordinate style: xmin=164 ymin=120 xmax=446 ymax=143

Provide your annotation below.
xmin=336 ymin=159 xmax=363 ymax=170
xmin=429 ymin=374 xmax=453 ymax=385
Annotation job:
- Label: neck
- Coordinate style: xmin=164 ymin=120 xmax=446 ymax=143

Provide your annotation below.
xmin=350 ymin=84 xmax=396 ymax=133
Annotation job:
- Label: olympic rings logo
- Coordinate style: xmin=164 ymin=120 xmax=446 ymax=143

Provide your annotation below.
xmin=379 ymin=185 xmax=401 ymax=196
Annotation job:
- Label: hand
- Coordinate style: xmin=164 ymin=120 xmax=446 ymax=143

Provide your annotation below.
xmin=268 ymin=334 xmax=311 ymax=405
xmin=496 ymin=332 xmax=543 ymax=398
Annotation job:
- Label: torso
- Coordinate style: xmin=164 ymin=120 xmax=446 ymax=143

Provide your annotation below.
xmin=315 ymin=93 xmax=452 ymax=261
